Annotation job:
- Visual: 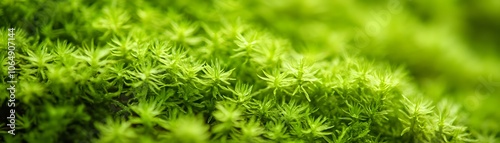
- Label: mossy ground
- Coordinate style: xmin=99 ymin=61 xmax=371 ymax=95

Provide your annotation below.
xmin=1 ymin=0 xmax=499 ymax=143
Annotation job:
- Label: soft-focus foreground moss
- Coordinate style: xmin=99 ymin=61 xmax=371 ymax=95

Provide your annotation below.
xmin=1 ymin=0 xmax=499 ymax=143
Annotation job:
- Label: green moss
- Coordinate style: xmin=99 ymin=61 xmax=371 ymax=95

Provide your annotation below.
xmin=1 ymin=0 xmax=499 ymax=142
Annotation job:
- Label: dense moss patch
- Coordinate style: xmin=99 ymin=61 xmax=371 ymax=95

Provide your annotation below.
xmin=1 ymin=0 xmax=499 ymax=142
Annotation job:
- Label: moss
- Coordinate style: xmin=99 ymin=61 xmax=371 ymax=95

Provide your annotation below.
xmin=1 ymin=0 xmax=499 ymax=142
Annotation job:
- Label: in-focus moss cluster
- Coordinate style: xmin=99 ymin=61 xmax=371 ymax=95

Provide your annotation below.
xmin=1 ymin=0 xmax=499 ymax=143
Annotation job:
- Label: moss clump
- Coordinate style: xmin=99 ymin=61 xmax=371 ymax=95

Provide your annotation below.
xmin=1 ymin=0 xmax=499 ymax=143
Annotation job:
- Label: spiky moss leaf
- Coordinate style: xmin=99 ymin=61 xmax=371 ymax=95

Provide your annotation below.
xmin=161 ymin=115 xmax=211 ymax=143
